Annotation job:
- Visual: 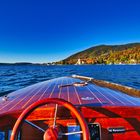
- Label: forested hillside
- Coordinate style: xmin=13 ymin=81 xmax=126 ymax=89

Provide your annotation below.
xmin=57 ymin=43 xmax=140 ymax=64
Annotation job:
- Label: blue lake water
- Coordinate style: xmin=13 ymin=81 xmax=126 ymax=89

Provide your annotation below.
xmin=0 ymin=65 xmax=140 ymax=96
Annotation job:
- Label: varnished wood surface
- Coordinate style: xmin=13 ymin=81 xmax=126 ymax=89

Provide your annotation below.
xmin=0 ymin=77 xmax=140 ymax=116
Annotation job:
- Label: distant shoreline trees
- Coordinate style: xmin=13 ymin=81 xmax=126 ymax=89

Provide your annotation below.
xmin=57 ymin=43 xmax=140 ymax=65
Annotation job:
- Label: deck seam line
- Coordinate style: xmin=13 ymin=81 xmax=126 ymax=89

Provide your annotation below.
xmin=106 ymin=88 xmax=137 ymax=105
xmin=70 ymin=79 xmax=82 ymax=105
xmin=8 ymin=86 xmax=41 ymax=111
xmin=38 ymin=82 xmax=53 ymax=101
xmin=49 ymin=79 xmax=59 ymax=98
xmin=0 ymin=85 xmax=39 ymax=111
xmin=86 ymin=86 xmax=103 ymax=104
xmin=0 ymin=86 xmax=33 ymax=109
xmin=67 ymin=78 xmax=70 ymax=102
xmin=21 ymin=83 xmax=47 ymax=109
xmin=97 ymin=85 xmax=126 ymax=105
xmin=58 ymin=78 xmax=63 ymax=98
xmin=89 ymin=84 xmax=115 ymax=105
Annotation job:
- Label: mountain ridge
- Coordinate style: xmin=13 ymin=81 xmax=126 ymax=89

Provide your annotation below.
xmin=57 ymin=43 xmax=140 ymax=64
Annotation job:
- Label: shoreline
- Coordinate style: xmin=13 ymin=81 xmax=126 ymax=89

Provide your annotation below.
xmin=0 ymin=63 xmax=140 ymax=66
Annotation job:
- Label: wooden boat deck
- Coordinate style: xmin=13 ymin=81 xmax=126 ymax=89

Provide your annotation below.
xmin=0 ymin=76 xmax=140 ymax=116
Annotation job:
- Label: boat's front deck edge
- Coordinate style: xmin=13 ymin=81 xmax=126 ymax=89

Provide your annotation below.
xmin=72 ymin=75 xmax=140 ymax=98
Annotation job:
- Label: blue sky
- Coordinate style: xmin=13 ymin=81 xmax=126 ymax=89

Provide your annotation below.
xmin=0 ymin=0 xmax=140 ymax=63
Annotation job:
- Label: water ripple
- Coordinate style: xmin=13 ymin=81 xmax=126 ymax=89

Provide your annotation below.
xmin=0 ymin=65 xmax=140 ymax=96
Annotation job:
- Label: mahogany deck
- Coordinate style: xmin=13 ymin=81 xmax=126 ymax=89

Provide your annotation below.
xmin=0 ymin=76 xmax=140 ymax=116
